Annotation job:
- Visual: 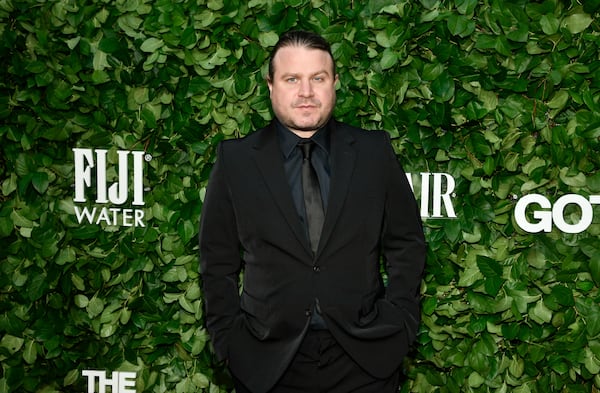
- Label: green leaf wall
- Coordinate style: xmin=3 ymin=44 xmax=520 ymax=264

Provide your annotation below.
xmin=1 ymin=0 xmax=600 ymax=392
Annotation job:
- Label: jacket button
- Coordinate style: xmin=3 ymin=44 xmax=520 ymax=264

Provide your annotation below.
xmin=313 ymin=265 xmax=320 ymax=272
xmin=305 ymin=309 xmax=312 ymax=317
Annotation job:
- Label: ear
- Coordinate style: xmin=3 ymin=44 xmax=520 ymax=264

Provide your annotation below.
xmin=266 ymin=76 xmax=273 ymax=94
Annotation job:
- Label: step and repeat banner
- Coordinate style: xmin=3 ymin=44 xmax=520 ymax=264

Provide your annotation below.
xmin=1 ymin=1 xmax=600 ymax=393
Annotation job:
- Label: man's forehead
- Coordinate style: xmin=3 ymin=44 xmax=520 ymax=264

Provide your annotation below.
xmin=277 ymin=45 xmax=332 ymax=58
xmin=272 ymin=46 xmax=334 ymax=72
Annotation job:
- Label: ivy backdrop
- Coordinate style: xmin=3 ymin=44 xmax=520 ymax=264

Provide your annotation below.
xmin=1 ymin=0 xmax=600 ymax=392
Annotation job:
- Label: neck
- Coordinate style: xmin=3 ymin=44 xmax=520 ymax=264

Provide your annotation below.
xmin=291 ymin=129 xmax=317 ymax=138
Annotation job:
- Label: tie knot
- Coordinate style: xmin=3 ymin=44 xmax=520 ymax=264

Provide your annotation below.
xmin=298 ymin=139 xmax=314 ymax=159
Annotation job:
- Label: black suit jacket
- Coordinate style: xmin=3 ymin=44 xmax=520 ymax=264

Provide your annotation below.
xmin=199 ymin=120 xmax=426 ymax=393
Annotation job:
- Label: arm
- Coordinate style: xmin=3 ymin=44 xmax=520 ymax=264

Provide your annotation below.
xmin=199 ymin=142 xmax=242 ymax=361
xmin=381 ymin=133 xmax=427 ymax=342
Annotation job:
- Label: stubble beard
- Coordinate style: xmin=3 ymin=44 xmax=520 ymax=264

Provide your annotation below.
xmin=284 ymin=97 xmax=335 ymax=134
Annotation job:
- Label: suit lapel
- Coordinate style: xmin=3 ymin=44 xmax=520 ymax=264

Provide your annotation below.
xmin=317 ymin=122 xmax=356 ymax=257
xmin=252 ymin=124 xmax=314 ymax=256
xmin=251 ymin=121 xmax=358 ymax=259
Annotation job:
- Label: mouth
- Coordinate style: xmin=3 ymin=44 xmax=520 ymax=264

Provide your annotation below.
xmin=293 ymin=101 xmax=320 ymax=109
xmin=294 ymin=105 xmax=320 ymax=113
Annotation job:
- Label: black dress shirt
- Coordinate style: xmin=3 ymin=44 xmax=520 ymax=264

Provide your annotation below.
xmin=276 ymin=120 xmax=331 ymax=228
xmin=276 ymin=119 xmax=331 ymax=329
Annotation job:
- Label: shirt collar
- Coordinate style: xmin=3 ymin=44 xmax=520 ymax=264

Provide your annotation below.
xmin=276 ymin=119 xmax=331 ymax=159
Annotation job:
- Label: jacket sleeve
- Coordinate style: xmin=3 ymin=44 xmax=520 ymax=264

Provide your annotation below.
xmin=199 ymin=141 xmax=242 ymax=361
xmin=381 ymin=132 xmax=427 ymax=343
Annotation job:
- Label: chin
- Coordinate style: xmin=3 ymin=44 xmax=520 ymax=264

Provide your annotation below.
xmin=294 ymin=120 xmax=322 ymax=131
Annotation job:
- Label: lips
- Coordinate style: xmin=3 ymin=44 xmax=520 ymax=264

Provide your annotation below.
xmin=293 ymin=100 xmax=320 ymax=109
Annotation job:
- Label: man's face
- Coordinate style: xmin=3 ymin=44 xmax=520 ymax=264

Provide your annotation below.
xmin=267 ymin=45 xmax=338 ymax=137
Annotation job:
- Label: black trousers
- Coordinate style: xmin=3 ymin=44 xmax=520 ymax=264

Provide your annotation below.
xmin=232 ymin=329 xmax=401 ymax=393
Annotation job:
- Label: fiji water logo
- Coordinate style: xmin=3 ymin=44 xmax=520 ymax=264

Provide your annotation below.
xmin=73 ymin=148 xmax=150 ymax=227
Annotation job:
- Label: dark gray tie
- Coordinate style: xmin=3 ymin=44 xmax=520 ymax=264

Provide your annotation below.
xmin=299 ymin=140 xmax=324 ymax=254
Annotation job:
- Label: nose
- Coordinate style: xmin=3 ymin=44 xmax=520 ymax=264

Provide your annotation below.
xmin=298 ymin=79 xmax=314 ymax=97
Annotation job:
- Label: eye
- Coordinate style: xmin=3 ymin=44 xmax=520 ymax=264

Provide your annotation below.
xmin=286 ymin=77 xmax=297 ymax=83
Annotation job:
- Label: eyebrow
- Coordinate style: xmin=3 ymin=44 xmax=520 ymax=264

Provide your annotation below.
xmin=280 ymin=70 xmax=332 ymax=78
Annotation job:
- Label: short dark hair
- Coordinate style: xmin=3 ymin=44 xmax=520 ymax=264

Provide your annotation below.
xmin=267 ymin=30 xmax=335 ymax=81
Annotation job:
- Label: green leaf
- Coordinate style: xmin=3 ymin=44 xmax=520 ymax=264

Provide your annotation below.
xmin=91 ymin=70 xmax=111 ymax=84
xmin=562 ymin=12 xmax=593 ymax=34
xmin=467 ymin=371 xmax=484 ymax=388
xmin=140 ymin=37 xmax=164 ymax=52
xmin=71 ymin=273 xmax=85 ymax=291
xmin=129 ymin=86 xmax=150 ymax=107
xmin=430 ymin=72 xmax=455 ymax=102
xmin=100 ymin=323 xmax=117 ymax=338
xmin=484 ymin=276 xmax=505 ymax=297
xmin=447 ymin=14 xmax=475 ymax=37
xmin=559 ymin=168 xmax=586 ymax=187
xmin=99 ymin=36 xmax=122 ymax=53
xmin=456 ymin=0 xmax=477 ymax=14
xmin=584 ymin=347 xmax=600 ymax=374
xmin=74 ymin=294 xmax=89 ymax=308
xmin=550 ymin=285 xmax=574 ymax=307
xmin=590 ymin=255 xmax=600 ymax=286
xmin=55 ymin=247 xmax=76 ymax=265
xmin=422 ymin=296 xmax=437 ymax=315
xmin=12 ymin=269 xmax=27 ymax=286
xmin=208 ymin=0 xmax=224 ymax=10
xmin=28 ymin=271 xmax=48 ymax=301
xmin=258 ymin=31 xmax=279 ymax=47
xmin=577 ymin=299 xmax=600 ymax=337
xmin=540 ymin=14 xmax=560 ymax=35
xmin=476 ymin=256 xmax=502 ymax=278
xmin=26 ymin=61 xmax=46 ymax=74
xmin=178 ymin=219 xmax=196 ymax=245
xmin=380 ymin=48 xmax=399 ymax=70
xmin=465 ymin=101 xmax=488 ymax=120
xmin=87 ymin=297 xmax=105 ymax=318
xmin=529 ymin=300 xmax=552 ymax=324
xmin=375 ymin=30 xmax=395 ymax=48
xmin=547 ymin=90 xmax=569 ymax=109
xmin=180 ymin=26 xmax=197 ymax=47
xmin=469 ymin=132 xmax=493 ymax=156
xmin=31 ymin=172 xmax=49 ymax=194
xmin=93 ymin=50 xmax=110 ymax=71
xmin=0 ymin=334 xmax=24 ymax=355
xmin=64 ymin=369 xmax=79 ymax=386
xmin=509 ymin=355 xmax=525 ymax=378
xmin=22 ymin=340 xmax=37 ymax=364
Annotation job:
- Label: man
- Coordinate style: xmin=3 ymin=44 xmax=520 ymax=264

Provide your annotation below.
xmin=199 ymin=30 xmax=426 ymax=393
